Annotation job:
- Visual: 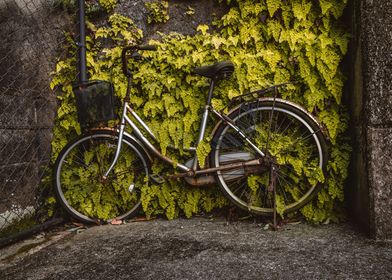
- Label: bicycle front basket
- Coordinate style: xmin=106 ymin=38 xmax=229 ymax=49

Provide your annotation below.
xmin=73 ymin=80 xmax=116 ymax=127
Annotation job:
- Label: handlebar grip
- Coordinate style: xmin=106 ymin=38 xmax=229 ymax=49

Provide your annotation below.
xmin=121 ymin=46 xmax=136 ymax=77
xmin=121 ymin=45 xmax=157 ymax=77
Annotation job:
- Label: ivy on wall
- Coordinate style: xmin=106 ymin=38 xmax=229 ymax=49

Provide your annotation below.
xmin=145 ymin=0 xmax=169 ymax=24
xmin=51 ymin=0 xmax=350 ymax=223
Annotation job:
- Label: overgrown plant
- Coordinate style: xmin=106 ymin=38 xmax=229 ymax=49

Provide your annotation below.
xmin=145 ymin=1 xmax=169 ymax=24
xmin=51 ymin=0 xmax=350 ymax=223
xmin=99 ymin=0 xmax=117 ymax=13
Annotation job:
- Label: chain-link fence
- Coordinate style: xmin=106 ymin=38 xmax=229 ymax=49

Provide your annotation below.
xmin=0 ymin=0 xmax=224 ymax=244
xmin=0 ymin=0 xmax=73 ymax=241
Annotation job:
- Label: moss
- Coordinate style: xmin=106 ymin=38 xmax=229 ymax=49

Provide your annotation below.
xmin=0 ymin=215 xmax=37 ymax=239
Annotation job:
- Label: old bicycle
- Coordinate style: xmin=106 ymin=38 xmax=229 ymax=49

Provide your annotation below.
xmin=54 ymin=45 xmax=328 ymax=224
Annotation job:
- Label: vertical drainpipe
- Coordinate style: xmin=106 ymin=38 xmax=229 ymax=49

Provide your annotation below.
xmin=77 ymin=0 xmax=87 ymax=83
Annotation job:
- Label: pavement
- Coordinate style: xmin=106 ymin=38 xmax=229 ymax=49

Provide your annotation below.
xmin=0 ymin=217 xmax=391 ymax=280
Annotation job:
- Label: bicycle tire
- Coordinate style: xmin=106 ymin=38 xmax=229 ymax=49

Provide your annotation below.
xmin=210 ymin=99 xmax=328 ymax=216
xmin=54 ymin=130 xmax=150 ymax=223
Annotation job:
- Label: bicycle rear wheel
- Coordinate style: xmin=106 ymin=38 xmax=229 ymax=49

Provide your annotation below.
xmin=54 ymin=130 xmax=150 ymax=223
xmin=211 ymin=99 xmax=328 ymax=216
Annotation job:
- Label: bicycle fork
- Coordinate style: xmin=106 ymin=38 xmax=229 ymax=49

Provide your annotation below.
xmin=102 ymin=105 xmax=128 ymax=180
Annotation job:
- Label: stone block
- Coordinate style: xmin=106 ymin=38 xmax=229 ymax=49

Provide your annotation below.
xmin=0 ymin=94 xmax=35 ymax=128
xmin=367 ymin=127 xmax=392 ymax=240
xmin=0 ymin=162 xmax=38 ymax=213
xmin=347 ymin=0 xmax=392 ymax=240
xmin=35 ymin=95 xmax=56 ymax=128
xmin=0 ymin=129 xmax=38 ymax=165
xmin=362 ymin=1 xmax=392 ymax=125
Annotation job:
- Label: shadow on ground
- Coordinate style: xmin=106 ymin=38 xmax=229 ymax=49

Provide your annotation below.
xmin=0 ymin=217 xmax=391 ymax=279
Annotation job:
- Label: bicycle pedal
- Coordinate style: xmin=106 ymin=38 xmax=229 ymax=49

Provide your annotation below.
xmin=149 ymin=174 xmax=166 ymax=184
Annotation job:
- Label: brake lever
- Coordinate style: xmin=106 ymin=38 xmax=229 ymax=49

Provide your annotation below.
xmin=130 ymin=52 xmax=144 ymax=61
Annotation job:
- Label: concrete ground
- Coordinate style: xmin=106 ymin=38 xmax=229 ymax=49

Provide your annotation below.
xmin=0 ymin=217 xmax=391 ymax=280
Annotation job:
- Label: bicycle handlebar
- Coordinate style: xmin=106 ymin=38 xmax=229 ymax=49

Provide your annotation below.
xmin=121 ymin=45 xmax=157 ymax=77
xmin=138 ymin=45 xmax=158 ymax=51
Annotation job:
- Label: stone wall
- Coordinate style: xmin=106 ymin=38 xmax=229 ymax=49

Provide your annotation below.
xmin=110 ymin=0 xmax=392 ymax=241
xmin=347 ymin=0 xmax=392 ymax=240
xmin=115 ymin=0 xmax=228 ymax=41
xmin=1 ymin=0 xmax=391 ymax=240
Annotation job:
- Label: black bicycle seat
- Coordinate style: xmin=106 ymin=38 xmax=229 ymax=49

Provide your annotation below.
xmin=193 ymin=61 xmax=234 ymax=80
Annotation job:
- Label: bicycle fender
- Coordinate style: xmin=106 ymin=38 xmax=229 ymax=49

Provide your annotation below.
xmin=210 ymin=98 xmax=329 ymax=141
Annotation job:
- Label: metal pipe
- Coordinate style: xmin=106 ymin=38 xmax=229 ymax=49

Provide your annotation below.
xmin=0 ymin=218 xmax=65 ymax=249
xmin=77 ymin=0 xmax=87 ymax=83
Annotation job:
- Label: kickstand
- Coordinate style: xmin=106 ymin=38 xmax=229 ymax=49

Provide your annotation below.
xmin=273 ymin=178 xmax=277 ymax=231
xmin=269 ymin=163 xmax=278 ymax=231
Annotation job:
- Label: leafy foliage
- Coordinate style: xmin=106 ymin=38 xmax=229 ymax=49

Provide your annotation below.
xmin=99 ymin=0 xmax=117 ymax=13
xmin=145 ymin=1 xmax=170 ymax=24
xmin=51 ymin=0 xmax=350 ymax=223
xmin=58 ymin=134 xmax=144 ymax=221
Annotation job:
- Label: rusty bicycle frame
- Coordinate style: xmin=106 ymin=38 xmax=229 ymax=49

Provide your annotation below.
xmin=101 ymin=45 xmax=278 ymax=185
xmin=103 ymin=97 xmax=266 ymax=179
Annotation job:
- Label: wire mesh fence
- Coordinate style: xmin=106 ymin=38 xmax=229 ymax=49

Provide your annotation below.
xmin=0 ymin=0 xmax=73 ymax=239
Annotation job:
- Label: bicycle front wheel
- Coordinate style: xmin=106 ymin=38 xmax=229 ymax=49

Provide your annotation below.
xmin=54 ymin=130 xmax=150 ymax=223
xmin=211 ymin=99 xmax=328 ymax=216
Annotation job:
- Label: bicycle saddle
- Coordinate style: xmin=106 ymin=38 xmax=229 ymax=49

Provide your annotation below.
xmin=193 ymin=61 xmax=234 ymax=80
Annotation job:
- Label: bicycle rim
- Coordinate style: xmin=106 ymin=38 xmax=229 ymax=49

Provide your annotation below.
xmin=211 ymin=100 xmax=327 ymax=216
xmin=54 ymin=132 xmax=149 ymax=223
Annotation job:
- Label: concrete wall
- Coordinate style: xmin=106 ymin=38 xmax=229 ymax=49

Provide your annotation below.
xmin=347 ymin=0 xmax=392 ymax=240
xmin=0 ymin=0 xmax=71 ymax=224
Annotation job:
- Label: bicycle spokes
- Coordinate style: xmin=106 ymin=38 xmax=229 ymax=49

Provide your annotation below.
xmin=212 ymin=100 xmax=326 ymax=216
xmin=55 ymin=133 xmax=148 ymax=222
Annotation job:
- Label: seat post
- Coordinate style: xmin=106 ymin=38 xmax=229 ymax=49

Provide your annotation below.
xmin=191 ymin=79 xmax=215 ymax=170
xmin=206 ymin=79 xmax=215 ymax=106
